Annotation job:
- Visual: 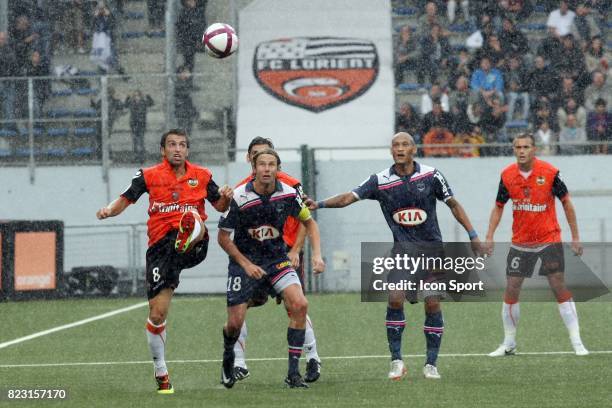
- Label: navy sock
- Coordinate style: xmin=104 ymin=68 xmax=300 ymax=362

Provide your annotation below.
xmin=287 ymin=327 xmax=306 ymax=376
xmin=386 ymin=307 xmax=405 ymax=361
xmin=424 ymin=311 xmax=444 ymax=366
xmin=223 ymin=328 xmax=239 ymax=361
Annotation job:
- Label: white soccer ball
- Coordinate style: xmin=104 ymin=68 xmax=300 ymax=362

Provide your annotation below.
xmin=202 ymin=23 xmax=238 ymax=58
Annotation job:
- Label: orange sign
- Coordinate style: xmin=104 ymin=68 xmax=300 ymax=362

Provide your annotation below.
xmin=14 ymin=232 xmax=56 ymax=291
xmin=254 ymin=37 xmax=378 ymax=112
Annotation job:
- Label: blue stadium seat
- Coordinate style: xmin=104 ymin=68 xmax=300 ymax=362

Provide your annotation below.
xmin=505 ymin=120 xmax=529 ymax=129
xmin=0 ymin=148 xmax=11 ymax=157
xmin=397 ymin=83 xmax=422 ymax=91
xmin=79 ymin=70 xmax=98 ymax=76
xmin=16 ymin=148 xmax=40 ymax=157
xmin=73 ymin=108 xmax=98 ymax=118
xmin=125 ymin=11 xmax=145 ymax=19
xmin=121 ymin=31 xmax=145 ymax=39
xmin=72 ymin=147 xmax=95 ymax=155
xmin=76 ymin=88 xmax=99 ymax=96
xmin=0 ymin=129 xmax=17 ymax=137
xmin=534 ymin=4 xmax=547 ymax=13
xmin=392 ymin=7 xmax=417 ymax=16
xmin=74 ymin=127 xmax=96 ymax=136
xmin=51 ymin=89 xmax=73 ymax=97
xmin=47 ymin=108 xmax=72 ymax=118
xmin=449 ymin=23 xmax=470 ymax=33
xmin=42 ymin=147 xmax=67 ymax=156
xmin=517 ymin=23 xmax=546 ymax=31
xmin=47 ymin=128 xmax=70 ymax=137
xmin=147 ymin=30 xmax=166 ymax=38
xmin=18 ymin=127 xmax=43 ymax=136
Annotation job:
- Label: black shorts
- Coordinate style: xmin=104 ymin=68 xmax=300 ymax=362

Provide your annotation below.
xmin=506 ymin=243 xmax=564 ymax=278
xmin=145 ymin=230 xmax=209 ymax=299
xmin=249 ymin=250 xmax=305 ymax=307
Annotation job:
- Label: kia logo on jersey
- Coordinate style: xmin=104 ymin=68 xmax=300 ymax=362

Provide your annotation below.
xmin=248 ymin=225 xmax=280 ymax=241
xmin=253 ymin=37 xmax=378 ymax=112
xmin=392 ymin=208 xmax=428 ymax=226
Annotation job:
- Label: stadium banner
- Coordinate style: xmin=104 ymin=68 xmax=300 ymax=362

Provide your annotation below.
xmin=237 ymin=0 xmax=394 ymax=150
xmin=360 ymin=242 xmax=611 ymax=302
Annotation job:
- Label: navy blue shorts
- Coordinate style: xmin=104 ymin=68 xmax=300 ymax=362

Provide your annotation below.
xmin=226 ymin=258 xmax=301 ymax=307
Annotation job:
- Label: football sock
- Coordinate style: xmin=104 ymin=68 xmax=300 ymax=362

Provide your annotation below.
xmin=304 ymin=314 xmax=320 ymax=361
xmin=386 ymin=307 xmax=405 ymax=361
xmin=424 ymin=311 xmax=444 ymax=366
xmin=558 ymin=298 xmax=582 ymax=343
xmin=223 ymin=327 xmax=239 ymax=362
xmin=287 ymin=327 xmax=306 ymax=376
xmin=233 ymin=322 xmax=248 ymax=368
xmin=502 ymin=301 xmax=520 ymax=347
xmin=146 ymin=319 xmax=168 ymax=377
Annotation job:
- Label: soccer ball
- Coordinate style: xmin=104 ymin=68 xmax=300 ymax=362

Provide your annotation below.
xmin=202 ymin=23 xmax=238 ymax=58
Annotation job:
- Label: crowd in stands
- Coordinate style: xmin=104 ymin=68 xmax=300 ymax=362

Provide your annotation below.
xmin=394 ymin=0 xmax=610 ymax=156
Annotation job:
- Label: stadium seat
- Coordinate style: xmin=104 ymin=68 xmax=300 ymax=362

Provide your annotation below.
xmin=47 ymin=108 xmax=72 ymax=118
xmin=121 ymin=31 xmax=145 ymax=39
xmin=517 ymin=23 xmax=546 ymax=31
xmin=51 ymin=89 xmax=73 ymax=97
xmin=76 ymin=88 xmax=99 ymax=96
xmin=47 ymin=128 xmax=70 ymax=137
xmin=393 ymin=25 xmax=417 ymax=33
xmin=16 ymin=148 xmax=40 ymax=157
xmin=74 ymin=127 xmax=97 ymax=136
xmin=0 ymin=148 xmax=11 ymax=157
xmin=534 ymin=4 xmax=547 ymax=13
xmin=392 ymin=7 xmax=417 ymax=16
xmin=505 ymin=120 xmax=529 ymax=129
xmin=449 ymin=23 xmax=470 ymax=33
xmin=147 ymin=31 xmax=166 ymax=38
xmin=397 ymin=83 xmax=422 ymax=92
xmin=72 ymin=147 xmax=95 ymax=156
xmin=42 ymin=147 xmax=67 ymax=156
xmin=18 ymin=127 xmax=43 ymax=136
xmin=73 ymin=108 xmax=98 ymax=118
xmin=0 ymin=129 xmax=17 ymax=137
xmin=125 ymin=11 xmax=145 ymax=20
xmin=79 ymin=70 xmax=98 ymax=76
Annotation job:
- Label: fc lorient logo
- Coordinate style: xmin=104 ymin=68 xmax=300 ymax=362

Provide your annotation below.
xmin=253 ymin=37 xmax=379 ymax=112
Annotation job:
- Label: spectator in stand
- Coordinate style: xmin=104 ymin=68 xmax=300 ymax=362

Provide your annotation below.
xmin=418 ymin=24 xmax=451 ymax=85
xmin=557 ymin=97 xmax=587 ymax=131
xmin=475 ymin=34 xmax=507 ymax=68
xmin=527 ymin=55 xmax=557 ymax=101
xmin=394 ymin=25 xmax=419 ymax=85
xmin=546 ymin=1 xmax=576 ymax=37
xmin=533 ymin=96 xmax=556 ymax=130
xmin=467 ymin=100 xmax=483 ymax=129
xmin=0 ymin=32 xmax=18 ymax=129
xmin=176 ymin=0 xmax=206 ymax=73
xmin=498 ymin=0 xmax=534 ymax=21
xmin=454 ymin=125 xmax=485 ymax=157
xmin=422 ymin=127 xmax=456 ymax=157
xmin=587 ymin=98 xmax=611 ymax=154
xmin=447 ymin=0 xmax=470 ymax=24
xmin=584 ymin=36 xmax=608 ymax=74
xmin=480 ymin=93 xmax=508 ymax=154
xmin=11 ymin=15 xmax=39 ymax=68
xmin=551 ymin=34 xmax=589 ymax=89
xmin=584 ymin=71 xmax=612 ymax=111
xmin=448 ymin=46 xmax=473 ymax=90
xmin=588 ymin=0 xmax=608 ymax=35
xmin=570 ymin=1 xmax=601 ymax=46
xmin=449 ymin=75 xmax=473 ymax=134
xmin=421 ymin=82 xmax=449 ymax=114
xmin=63 ymin=0 xmax=86 ymax=54
xmin=175 ymin=65 xmax=198 ymax=134
xmin=147 ymin=0 xmax=165 ymax=34
xmin=91 ymin=2 xmax=127 ymax=76
xmin=558 ymin=113 xmax=587 ymax=154
xmin=499 ymin=17 xmax=529 ymax=59
xmin=421 ymin=99 xmax=454 ymax=134
xmin=417 ymin=2 xmax=449 ymax=40
xmin=125 ymin=90 xmax=155 ymax=164
xmin=468 ymin=1 xmax=498 ymax=31
xmin=535 ymin=120 xmax=556 ymax=155
xmin=395 ymin=103 xmax=422 ymax=142
xmin=555 ymin=76 xmax=583 ymax=110
xmin=470 ymin=56 xmax=505 ymax=103
xmin=91 ymin=87 xmax=125 ymax=157
xmin=24 ymin=50 xmax=50 ymax=119
xmin=504 ymin=55 xmax=530 ymax=122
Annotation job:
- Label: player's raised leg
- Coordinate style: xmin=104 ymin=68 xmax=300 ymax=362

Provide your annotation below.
xmin=233 ymin=321 xmax=250 ymax=380
xmin=175 ymin=210 xmax=206 ymax=253
xmin=548 ymin=272 xmax=588 ymax=356
xmin=146 ymin=288 xmax=174 ymax=394
xmin=423 ymin=297 xmax=443 ymax=379
xmin=282 ymin=283 xmax=309 ymax=388
xmin=222 ymin=303 xmax=247 ymax=388
xmin=386 ymin=290 xmax=407 ymax=380
xmin=490 ymin=276 xmax=523 ymax=357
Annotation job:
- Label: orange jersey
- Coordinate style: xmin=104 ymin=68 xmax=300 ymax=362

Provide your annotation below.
xmin=496 ymin=158 xmax=569 ymax=245
xmin=122 ymin=159 xmax=221 ymax=247
xmin=236 ymin=171 xmax=303 ymax=248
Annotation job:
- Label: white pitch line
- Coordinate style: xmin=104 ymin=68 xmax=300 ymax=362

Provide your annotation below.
xmin=1 ymin=351 xmax=611 ymax=369
xmin=0 ymin=302 xmax=148 ymax=350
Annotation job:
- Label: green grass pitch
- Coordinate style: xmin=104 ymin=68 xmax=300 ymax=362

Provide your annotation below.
xmin=1 ymin=294 xmax=611 ymax=408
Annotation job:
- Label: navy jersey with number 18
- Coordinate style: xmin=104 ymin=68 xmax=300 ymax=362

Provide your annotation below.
xmin=352 ymin=162 xmax=453 ymax=243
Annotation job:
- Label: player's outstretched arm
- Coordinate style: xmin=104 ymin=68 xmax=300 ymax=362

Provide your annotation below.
xmin=302 ymin=218 xmax=325 ymax=274
xmin=212 ymin=185 xmax=233 ymax=212
xmin=96 ymin=196 xmax=131 ymax=220
xmin=307 ymin=192 xmax=358 ymax=210
xmin=445 ymin=197 xmax=483 ymax=255
xmin=218 ymin=229 xmax=266 ymax=279
xmin=484 ymin=205 xmax=504 ymax=255
xmin=561 ymin=198 xmax=583 ymax=256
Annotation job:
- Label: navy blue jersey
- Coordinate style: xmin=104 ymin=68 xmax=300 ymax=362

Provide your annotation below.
xmin=352 ymin=162 xmax=453 ymax=242
xmin=219 ymin=180 xmax=311 ymax=264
